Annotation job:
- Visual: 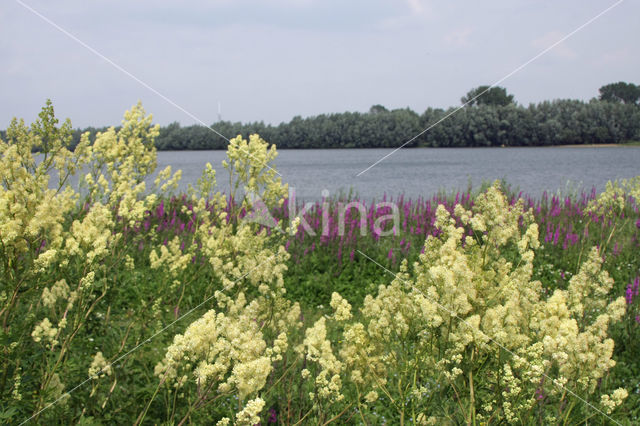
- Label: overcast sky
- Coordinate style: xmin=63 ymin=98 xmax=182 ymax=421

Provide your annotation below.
xmin=1 ymin=0 xmax=638 ymax=129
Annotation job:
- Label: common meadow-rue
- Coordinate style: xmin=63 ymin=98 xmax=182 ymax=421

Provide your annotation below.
xmin=151 ymin=134 xmax=308 ymax=423
xmin=88 ymin=352 xmax=112 ymax=379
xmin=3 ymin=100 xmax=636 ymax=424
xmin=1 ymin=101 xmax=185 ymax=420
xmin=329 ymin=182 xmax=627 ymax=423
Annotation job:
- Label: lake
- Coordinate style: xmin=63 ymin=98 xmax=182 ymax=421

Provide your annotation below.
xmin=156 ymin=146 xmax=640 ymax=200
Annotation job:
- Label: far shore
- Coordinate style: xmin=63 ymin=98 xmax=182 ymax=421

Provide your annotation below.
xmin=153 ymin=142 xmax=640 ymax=152
xmin=547 ymin=143 xmax=639 ymax=148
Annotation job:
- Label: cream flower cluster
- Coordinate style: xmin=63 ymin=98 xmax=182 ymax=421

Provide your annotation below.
xmin=155 ymin=291 xmax=297 ymax=399
xmin=88 ymin=352 xmax=112 ymax=379
xmin=330 ymin=292 xmax=352 ymax=321
xmin=302 ymin=317 xmax=344 ymax=402
xmin=86 ymin=102 xmax=162 ymax=227
xmin=1 ymin=101 xmax=191 ymax=415
xmin=585 ymin=176 xmax=640 ymax=219
xmin=149 ymin=135 xmax=291 ymax=302
xmin=331 ymin=181 xmax=627 ymax=422
xmin=222 ymin=134 xmax=288 ymax=210
xmin=31 ymin=318 xmax=59 ymax=347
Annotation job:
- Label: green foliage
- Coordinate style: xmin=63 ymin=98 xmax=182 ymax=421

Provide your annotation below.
xmin=599 ymin=81 xmax=640 ymax=105
xmin=94 ymin=98 xmax=640 ymax=150
xmin=461 ymin=85 xmax=515 ymax=107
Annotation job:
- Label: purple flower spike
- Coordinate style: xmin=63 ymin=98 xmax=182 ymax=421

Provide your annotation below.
xmin=612 ymin=242 xmax=621 ymax=257
xmin=268 ymin=408 xmax=277 ymax=423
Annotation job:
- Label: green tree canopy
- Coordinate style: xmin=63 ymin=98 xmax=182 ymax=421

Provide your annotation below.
xmin=461 ymin=85 xmax=515 ymax=107
xmin=368 ymin=104 xmax=389 ymax=114
xmin=599 ymin=82 xmax=640 ymax=105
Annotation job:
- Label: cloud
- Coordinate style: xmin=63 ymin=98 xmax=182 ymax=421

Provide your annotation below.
xmin=531 ymin=31 xmax=577 ymax=60
xmin=406 ymin=0 xmax=424 ymax=14
xmin=598 ymin=47 xmax=631 ymax=65
xmin=444 ymin=27 xmax=473 ymax=48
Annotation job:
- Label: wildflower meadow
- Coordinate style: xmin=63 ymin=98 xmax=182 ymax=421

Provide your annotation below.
xmin=1 ymin=102 xmax=639 ymax=424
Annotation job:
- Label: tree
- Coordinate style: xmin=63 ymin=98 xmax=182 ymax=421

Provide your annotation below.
xmin=461 ymin=85 xmax=514 ymax=107
xmin=368 ymin=104 xmax=389 ymax=115
xmin=599 ymin=82 xmax=640 ymax=105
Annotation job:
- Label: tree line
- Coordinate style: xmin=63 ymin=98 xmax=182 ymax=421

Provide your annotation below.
xmin=5 ymin=82 xmax=639 ymax=150
xmin=154 ymin=99 xmax=640 ymax=150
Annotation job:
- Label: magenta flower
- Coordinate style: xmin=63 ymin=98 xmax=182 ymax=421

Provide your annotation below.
xmin=626 ymin=277 xmax=640 ymax=305
xmin=612 ymin=242 xmax=621 ymax=257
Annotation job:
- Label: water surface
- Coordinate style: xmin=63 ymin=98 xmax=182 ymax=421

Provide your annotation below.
xmin=157 ymin=146 xmax=640 ymax=200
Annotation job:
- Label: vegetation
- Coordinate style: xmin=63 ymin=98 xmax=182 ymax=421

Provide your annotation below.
xmin=599 ymin=82 xmax=640 ymax=105
xmin=461 ymin=85 xmax=515 ymax=107
xmin=64 ymin=82 xmax=640 ymax=150
xmin=1 ymin=102 xmax=639 ymax=424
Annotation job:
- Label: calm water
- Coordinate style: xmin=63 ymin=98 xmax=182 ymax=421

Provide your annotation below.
xmin=156 ymin=147 xmax=640 ymax=200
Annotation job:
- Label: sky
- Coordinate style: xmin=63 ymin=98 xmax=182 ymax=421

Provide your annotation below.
xmin=1 ymin=0 xmax=638 ymax=129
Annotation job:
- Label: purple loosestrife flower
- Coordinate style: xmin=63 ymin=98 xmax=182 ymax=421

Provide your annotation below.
xmin=36 ymin=239 xmax=46 ymax=255
xmin=613 ymin=242 xmax=621 ymax=257
xmin=626 ymin=284 xmax=634 ymax=305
